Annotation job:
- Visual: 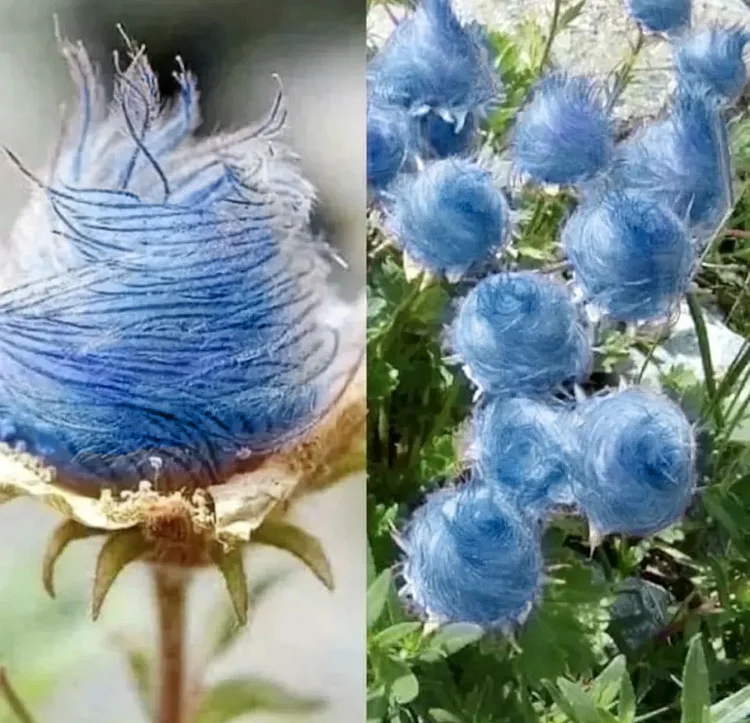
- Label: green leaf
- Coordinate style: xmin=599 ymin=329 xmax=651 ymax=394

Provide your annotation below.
xmin=428 ymin=710 xmax=464 ymax=723
xmin=618 ymin=670 xmax=636 ymax=723
xmin=367 ymin=569 xmax=393 ymax=631
xmin=421 ymin=623 xmax=484 ymax=662
xmin=556 ymin=678 xmax=603 ymax=723
xmin=194 ymin=678 xmax=325 ymax=723
xmin=710 ymin=684 xmax=750 ymax=723
xmin=372 ymin=622 xmax=422 ymax=649
xmin=391 ymin=669 xmax=419 ymax=705
xmin=251 ymin=520 xmax=334 ymax=590
xmin=558 ymin=0 xmax=586 ymax=29
xmin=121 ymin=644 xmax=152 ymax=717
xmin=592 ymin=655 xmax=627 ymax=708
xmin=681 ymin=634 xmax=710 ymax=723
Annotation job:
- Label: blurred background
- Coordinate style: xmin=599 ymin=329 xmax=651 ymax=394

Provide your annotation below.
xmin=0 ymin=0 xmax=365 ymax=721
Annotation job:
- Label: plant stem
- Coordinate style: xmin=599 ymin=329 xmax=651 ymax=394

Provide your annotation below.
xmin=154 ymin=566 xmax=188 ymax=723
xmin=539 ymin=0 xmax=562 ymax=73
xmin=0 ymin=669 xmax=37 ymax=723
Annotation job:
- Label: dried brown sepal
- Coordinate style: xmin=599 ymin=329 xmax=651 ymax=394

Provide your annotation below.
xmin=209 ymin=542 xmax=249 ymax=625
xmin=42 ymin=518 xmax=106 ymax=598
xmin=92 ymin=528 xmax=153 ymax=620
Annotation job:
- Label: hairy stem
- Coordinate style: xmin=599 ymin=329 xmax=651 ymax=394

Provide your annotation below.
xmin=154 ymin=566 xmax=188 ymax=723
xmin=0 ymin=669 xmax=37 ymax=723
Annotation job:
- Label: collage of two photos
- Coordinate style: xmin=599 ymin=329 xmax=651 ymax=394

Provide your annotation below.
xmin=1 ymin=0 xmax=750 ymax=720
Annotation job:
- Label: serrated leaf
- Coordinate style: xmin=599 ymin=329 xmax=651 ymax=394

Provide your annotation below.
xmin=252 ymin=520 xmax=334 ymax=590
xmin=711 ymin=683 xmax=750 ymax=723
xmin=194 ymin=677 xmax=325 ymax=723
xmin=368 ymin=569 xmax=392 ymax=631
xmin=92 ymin=529 xmax=151 ymax=620
xmin=42 ymin=519 xmax=104 ymax=598
xmin=556 ymin=678 xmax=602 ymax=723
xmin=681 ymin=635 xmax=710 ymax=723
xmin=209 ymin=545 xmax=249 ymax=626
xmin=372 ymin=622 xmax=422 ymax=649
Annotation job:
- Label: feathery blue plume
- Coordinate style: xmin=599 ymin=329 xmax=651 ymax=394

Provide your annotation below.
xmin=472 ymin=396 xmax=579 ymax=512
xmin=562 ymin=190 xmax=695 ymax=321
xmin=419 ymin=110 xmax=477 ymax=158
xmin=511 ymin=73 xmax=614 ymax=186
xmin=401 ymin=481 xmax=542 ymax=627
xmin=674 ymin=26 xmax=750 ymax=102
xmin=572 ymin=387 xmax=695 ymax=539
xmin=367 ymin=0 xmax=499 ymax=125
xmin=625 ymin=0 xmax=691 ymax=35
xmin=612 ymin=82 xmax=732 ymax=235
xmin=450 ymin=271 xmax=591 ymax=394
xmin=385 ymin=159 xmax=509 ymax=278
xmin=0 ymin=35 xmax=358 ymax=492
xmin=367 ymin=99 xmax=412 ymax=191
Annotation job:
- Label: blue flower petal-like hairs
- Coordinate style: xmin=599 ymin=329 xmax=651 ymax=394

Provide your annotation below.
xmin=367 ymin=99 xmax=412 ymax=192
xmin=367 ymin=0 xmax=499 ymax=124
xmin=624 ymin=0 xmax=692 ymax=36
xmin=562 ymin=189 xmax=695 ymax=322
xmin=450 ymin=271 xmax=591 ymax=394
xmin=0 ymin=35 xmax=359 ymax=492
xmin=611 ymin=81 xmax=733 ymax=237
xmin=471 ymin=396 xmax=579 ymax=514
xmin=511 ymin=73 xmax=614 ymax=186
xmin=384 ymin=158 xmax=510 ymax=279
xmin=571 ymin=387 xmax=696 ymax=542
xmin=674 ymin=26 xmax=750 ymax=103
xmin=400 ymin=480 xmax=543 ymax=628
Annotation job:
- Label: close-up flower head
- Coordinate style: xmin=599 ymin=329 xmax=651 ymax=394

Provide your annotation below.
xmin=624 ymin=0 xmax=692 ymax=36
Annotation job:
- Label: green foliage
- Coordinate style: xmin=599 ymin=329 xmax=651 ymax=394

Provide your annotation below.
xmin=368 ymin=3 xmax=750 ymax=721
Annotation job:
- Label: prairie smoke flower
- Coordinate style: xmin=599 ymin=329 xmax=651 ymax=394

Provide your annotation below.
xmin=511 ymin=73 xmax=614 ymax=186
xmin=562 ymin=190 xmax=694 ymax=322
xmin=674 ymin=26 xmax=750 ymax=103
xmin=0 ymin=32 xmax=365 ymax=618
xmin=572 ymin=387 xmax=695 ymax=541
xmin=367 ymin=0 xmax=499 ymax=130
xmin=385 ymin=159 xmax=509 ymax=279
xmin=450 ymin=272 xmax=591 ymax=395
xmin=367 ymin=99 xmax=412 ymax=191
xmin=471 ymin=396 xmax=579 ymax=513
xmin=401 ymin=481 xmax=542 ymax=628
xmin=624 ymin=0 xmax=691 ymax=36
xmin=612 ymin=82 xmax=732 ymax=236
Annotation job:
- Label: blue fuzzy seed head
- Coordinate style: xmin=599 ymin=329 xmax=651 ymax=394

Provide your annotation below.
xmin=367 ymin=100 xmax=412 ymax=191
xmin=0 ymin=36 xmax=357 ymax=491
xmin=674 ymin=26 xmax=750 ymax=102
xmin=386 ymin=159 xmax=509 ymax=277
xmin=451 ymin=271 xmax=591 ymax=394
xmin=511 ymin=73 xmax=614 ymax=186
xmin=625 ymin=0 xmax=691 ymax=35
xmin=402 ymin=481 xmax=542 ymax=627
xmin=367 ymin=0 xmax=499 ymax=123
xmin=472 ymin=396 xmax=579 ymax=513
xmin=562 ymin=190 xmax=695 ymax=322
xmin=612 ymin=82 xmax=732 ymax=235
xmin=572 ymin=387 xmax=695 ymax=538
xmin=418 ymin=110 xmax=477 ymax=158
